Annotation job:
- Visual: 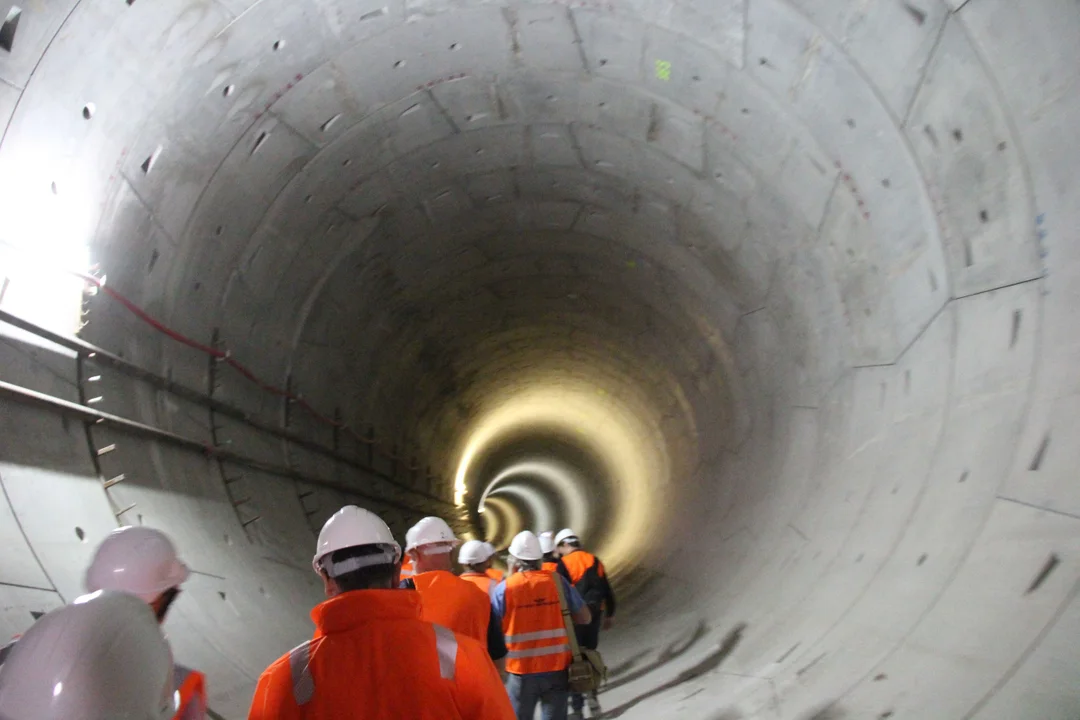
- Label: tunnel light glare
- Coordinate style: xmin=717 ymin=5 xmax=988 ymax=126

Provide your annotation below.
xmin=0 ymin=167 xmax=95 ymax=342
xmin=482 ymin=460 xmax=590 ymax=537
xmin=486 ymin=482 xmax=556 ymax=535
xmin=452 ymin=379 xmax=673 ymax=574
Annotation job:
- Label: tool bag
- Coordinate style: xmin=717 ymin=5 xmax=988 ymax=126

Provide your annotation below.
xmin=553 ymin=575 xmax=607 ymax=693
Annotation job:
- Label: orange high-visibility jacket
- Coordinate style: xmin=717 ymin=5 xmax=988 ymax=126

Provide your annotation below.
xmin=173 ymin=666 xmax=206 ymax=720
xmin=412 ymin=570 xmax=490 ymax=644
xmin=248 ymin=590 xmax=513 ymax=720
xmin=501 ymin=571 xmax=571 ymax=675
xmin=460 ymin=572 xmax=493 ymax=596
xmin=485 ymin=567 xmax=504 ymax=582
xmin=541 ymin=561 xmax=559 ymax=574
xmin=560 ymin=550 xmax=603 ymax=584
xmin=400 ymin=556 xmax=415 ymax=579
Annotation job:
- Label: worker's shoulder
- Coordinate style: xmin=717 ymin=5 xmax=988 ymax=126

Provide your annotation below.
xmin=259 ymin=642 xmax=304 ymax=680
xmin=451 ymin=628 xmax=493 ymax=665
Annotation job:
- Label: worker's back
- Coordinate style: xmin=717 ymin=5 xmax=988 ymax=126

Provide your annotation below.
xmin=249 ymin=590 xmax=512 ymax=720
xmin=561 ymin=549 xmax=608 ymax=607
xmin=460 ymin=571 xmax=493 ymax=596
xmin=409 ymin=570 xmax=490 ymax=643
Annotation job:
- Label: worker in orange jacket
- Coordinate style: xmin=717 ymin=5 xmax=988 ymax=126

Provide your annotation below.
xmin=483 ymin=542 xmax=505 ymax=582
xmin=248 ymin=506 xmax=514 ymax=720
xmin=459 ymin=539 xmax=497 ymax=596
xmin=400 ymin=553 xmax=415 ymax=580
xmin=494 ymin=531 xmax=591 ymax=720
xmin=402 ymin=517 xmax=508 ymax=671
xmin=554 ymin=529 xmax=616 ymax=719
xmin=539 ymin=532 xmax=570 ymax=579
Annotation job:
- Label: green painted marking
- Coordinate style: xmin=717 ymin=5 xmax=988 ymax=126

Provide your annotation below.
xmin=655 ymin=59 xmax=672 ymax=81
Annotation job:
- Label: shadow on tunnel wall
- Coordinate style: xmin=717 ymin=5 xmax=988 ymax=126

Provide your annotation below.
xmin=602 ymin=618 xmax=710 ymax=692
xmin=599 ymin=622 xmax=746 ymax=719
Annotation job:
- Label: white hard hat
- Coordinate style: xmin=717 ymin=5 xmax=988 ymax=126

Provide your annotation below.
xmin=554 ymin=528 xmax=578 ymax=546
xmin=0 ymin=591 xmax=174 ymax=720
xmin=539 ymin=533 xmax=555 ymax=554
xmin=405 ymin=517 xmax=459 ymax=553
xmin=85 ymin=526 xmax=190 ymax=603
xmin=508 ymin=531 xmax=543 ymax=561
xmin=458 ymin=539 xmax=489 ymax=565
xmin=313 ymin=505 xmax=401 ymax=575
xmin=482 ymin=541 xmax=497 ymax=558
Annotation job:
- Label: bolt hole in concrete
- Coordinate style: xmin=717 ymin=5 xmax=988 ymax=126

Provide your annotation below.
xmin=222 ymin=84 xmax=235 ymax=97
xmin=272 ymin=39 xmax=284 ymax=51
xmin=320 ymin=114 xmax=340 ymax=132
xmin=251 ymin=130 xmax=269 ymax=154
xmin=82 ymin=103 xmax=95 ymax=120
xmin=215 ymin=225 xmax=223 ymax=236
xmin=74 ymin=526 xmax=86 ymax=542
xmin=393 ymin=59 xmax=405 ymax=68
xmin=846 ymin=118 xmax=856 ymax=128
xmin=980 ymin=209 xmax=989 ymax=223
xmin=449 ymin=42 xmax=461 ymax=50
xmin=917 ymin=553 xmax=928 ymax=566
xmin=953 ymin=128 xmax=963 ymax=142
xmin=141 ymin=145 xmax=162 ymax=174
xmin=0 ymin=6 xmax=21 ymax=52
xmin=874 ymin=673 xmax=887 ymax=682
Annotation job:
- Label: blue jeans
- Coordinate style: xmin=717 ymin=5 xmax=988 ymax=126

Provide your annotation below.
xmin=506 ymin=671 xmax=569 ymax=720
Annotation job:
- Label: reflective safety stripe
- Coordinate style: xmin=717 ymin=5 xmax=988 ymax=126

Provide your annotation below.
xmin=504 ymin=628 xmax=567 ymax=644
xmin=288 ymin=641 xmax=315 ymax=706
xmin=433 ymin=624 xmax=458 ymax=681
xmin=505 ymin=643 xmax=571 ymax=659
xmin=400 ymin=568 xmax=415 ymax=577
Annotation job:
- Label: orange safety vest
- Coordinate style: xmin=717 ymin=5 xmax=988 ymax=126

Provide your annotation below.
xmin=460 ymin=572 xmax=493 ymax=596
xmin=412 ymin=570 xmax=490 ymax=643
xmin=400 ymin=556 xmax=415 ymax=579
xmin=541 ymin=561 xmax=559 ymax=574
xmin=560 ymin=550 xmax=603 ymax=585
xmin=485 ymin=567 xmax=504 ymax=582
xmin=248 ymin=591 xmax=513 ymax=720
xmin=173 ymin=665 xmax=207 ymax=720
xmin=501 ymin=571 xmax=570 ymax=675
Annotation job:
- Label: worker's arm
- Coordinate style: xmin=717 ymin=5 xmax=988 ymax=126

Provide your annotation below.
xmin=597 ymin=559 xmax=616 ymax=624
xmin=452 ymin=635 xmax=516 ymax=720
xmin=558 ymin=575 xmax=592 ymax=626
xmin=556 ymin=558 xmax=571 ymax=582
xmin=247 ymin=658 xmax=302 ymax=720
xmin=486 ymin=605 xmax=508 ymax=673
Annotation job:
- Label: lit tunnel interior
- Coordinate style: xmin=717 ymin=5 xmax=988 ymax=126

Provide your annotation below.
xmin=0 ymin=0 xmax=1077 ymax=718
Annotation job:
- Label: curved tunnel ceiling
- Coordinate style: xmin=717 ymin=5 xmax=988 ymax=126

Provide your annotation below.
xmin=0 ymin=0 xmax=1077 ymax=718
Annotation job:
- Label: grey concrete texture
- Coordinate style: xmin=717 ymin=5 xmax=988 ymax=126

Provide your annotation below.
xmin=0 ymin=0 xmax=1076 ymax=718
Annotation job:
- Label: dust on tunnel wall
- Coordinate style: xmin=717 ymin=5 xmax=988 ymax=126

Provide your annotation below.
xmin=0 ymin=1 xmax=1077 ymax=719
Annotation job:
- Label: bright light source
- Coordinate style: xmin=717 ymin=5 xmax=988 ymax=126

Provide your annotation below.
xmin=52 ymin=682 xmax=63 ymax=697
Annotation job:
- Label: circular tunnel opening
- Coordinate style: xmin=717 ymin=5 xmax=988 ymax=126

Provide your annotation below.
xmin=0 ymin=1 xmax=1073 ymax=719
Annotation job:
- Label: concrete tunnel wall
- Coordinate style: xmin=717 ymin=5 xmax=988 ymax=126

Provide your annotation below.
xmin=0 ymin=0 xmax=1077 ymax=717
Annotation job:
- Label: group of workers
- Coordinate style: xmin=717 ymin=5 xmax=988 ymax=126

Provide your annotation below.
xmin=0 ymin=506 xmax=616 ymax=720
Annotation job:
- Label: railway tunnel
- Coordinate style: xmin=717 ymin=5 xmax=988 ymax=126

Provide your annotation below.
xmin=0 ymin=0 xmax=1077 ymax=717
